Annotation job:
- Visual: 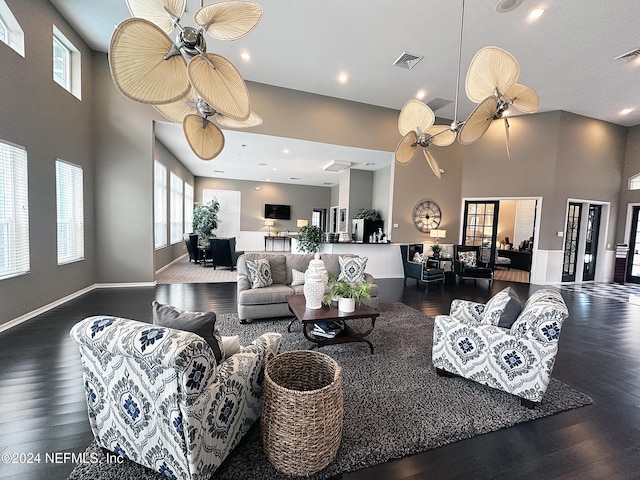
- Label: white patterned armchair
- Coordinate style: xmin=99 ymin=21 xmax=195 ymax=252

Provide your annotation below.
xmin=432 ymin=288 xmax=567 ymax=407
xmin=70 ymin=316 xmax=282 ymax=479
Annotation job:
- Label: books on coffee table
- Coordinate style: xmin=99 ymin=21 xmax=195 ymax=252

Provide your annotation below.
xmin=312 ymin=321 xmax=343 ymax=338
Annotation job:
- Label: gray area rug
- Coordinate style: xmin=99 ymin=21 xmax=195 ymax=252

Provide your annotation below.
xmin=69 ymin=302 xmax=592 ymax=480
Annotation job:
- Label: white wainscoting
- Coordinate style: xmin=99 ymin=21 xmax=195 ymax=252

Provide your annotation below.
xmin=532 ymin=249 xmax=614 ymax=285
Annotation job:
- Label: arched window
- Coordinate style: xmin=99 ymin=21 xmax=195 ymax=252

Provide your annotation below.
xmin=630 ymin=173 xmax=640 ymax=191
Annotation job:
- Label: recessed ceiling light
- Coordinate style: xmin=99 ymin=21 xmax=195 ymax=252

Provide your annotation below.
xmin=338 ymin=73 xmax=349 ymax=83
xmin=240 ymin=51 xmax=251 ymax=61
xmin=363 ymin=162 xmax=376 ymax=166
xmin=272 ymin=168 xmax=278 ymax=171
xmin=528 ymin=8 xmax=544 ymax=20
xmin=254 ymin=186 xmax=261 ymax=191
xmin=495 ymin=0 xmax=523 ymax=13
xmin=416 ymin=90 xmax=426 ymax=100
xmin=282 ymin=149 xmax=290 ymax=154
xmin=621 ymin=108 xmax=634 ymax=115
xmin=290 ymin=177 xmax=300 ymax=180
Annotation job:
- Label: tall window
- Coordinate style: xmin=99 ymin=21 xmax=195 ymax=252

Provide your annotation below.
xmin=154 ymin=161 xmax=167 ymax=248
xmin=184 ymin=182 xmax=194 ymax=234
xmin=169 ymin=172 xmax=183 ymax=244
xmin=630 ymin=173 xmax=640 ymax=191
xmin=0 ymin=140 xmax=29 ymax=280
xmin=56 ymin=160 xmax=84 ymax=264
xmin=52 ymin=26 xmax=81 ymax=99
xmin=0 ymin=2 xmax=25 ymax=56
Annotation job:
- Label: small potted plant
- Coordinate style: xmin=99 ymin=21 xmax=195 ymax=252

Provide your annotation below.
xmin=325 ymin=279 xmax=371 ymax=313
xmin=431 ymin=243 xmax=443 ymax=259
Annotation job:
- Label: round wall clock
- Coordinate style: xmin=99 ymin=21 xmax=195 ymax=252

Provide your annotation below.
xmin=412 ymin=199 xmax=442 ymax=233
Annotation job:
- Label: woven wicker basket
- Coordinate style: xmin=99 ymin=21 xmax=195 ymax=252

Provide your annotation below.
xmin=261 ymin=350 xmax=343 ymax=476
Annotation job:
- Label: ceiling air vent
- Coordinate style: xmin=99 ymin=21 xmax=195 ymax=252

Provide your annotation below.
xmin=427 ymin=97 xmax=453 ymax=112
xmin=393 ymin=52 xmax=424 ymax=70
xmin=614 ymin=48 xmax=640 ymax=63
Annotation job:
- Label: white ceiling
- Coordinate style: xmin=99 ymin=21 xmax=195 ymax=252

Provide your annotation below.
xmin=50 ymin=0 xmax=640 ymax=185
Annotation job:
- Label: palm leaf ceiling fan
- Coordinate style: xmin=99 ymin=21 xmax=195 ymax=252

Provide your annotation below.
xmin=394 ymin=0 xmax=539 ymax=177
xmin=109 ymin=0 xmax=263 ymax=161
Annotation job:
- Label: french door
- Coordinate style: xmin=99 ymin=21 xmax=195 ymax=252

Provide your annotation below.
xmin=628 ymin=206 xmax=640 ymax=284
xmin=582 ymin=204 xmax=601 ymax=281
xmin=462 ymin=201 xmax=499 ymax=268
xmin=561 ymin=203 xmax=582 ymax=282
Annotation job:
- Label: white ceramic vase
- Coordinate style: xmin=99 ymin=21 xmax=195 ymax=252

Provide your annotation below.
xmin=306 ymin=252 xmax=329 ymax=286
xmin=303 ymin=266 xmax=324 ymax=309
xmin=338 ymin=297 xmax=355 ymax=313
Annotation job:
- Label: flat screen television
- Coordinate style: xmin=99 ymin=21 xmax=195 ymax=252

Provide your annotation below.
xmin=264 ymin=204 xmax=291 ymax=220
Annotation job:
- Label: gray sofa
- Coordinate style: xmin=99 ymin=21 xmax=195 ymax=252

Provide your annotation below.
xmin=237 ymin=253 xmax=379 ymax=322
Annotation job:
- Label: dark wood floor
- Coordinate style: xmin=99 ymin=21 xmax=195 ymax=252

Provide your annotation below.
xmin=1 ymin=278 xmax=640 ymax=479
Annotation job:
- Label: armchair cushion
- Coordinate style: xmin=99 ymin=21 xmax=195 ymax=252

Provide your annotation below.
xmin=458 ymin=250 xmax=477 ymax=267
xmin=152 ymin=300 xmax=224 ymax=364
xmin=481 ymin=287 xmax=523 ymax=328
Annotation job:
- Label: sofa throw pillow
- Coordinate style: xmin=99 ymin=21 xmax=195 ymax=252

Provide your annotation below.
xmin=246 ymin=258 xmax=273 ymax=288
xmin=481 ymin=287 xmax=522 ymax=328
xmin=338 ymin=255 xmax=368 ymax=283
xmin=151 ymin=300 xmax=224 ymax=363
xmin=458 ymin=251 xmax=477 ymax=267
xmin=413 ymin=252 xmax=425 ymax=263
xmin=291 ymin=268 xmax=306 ymax=286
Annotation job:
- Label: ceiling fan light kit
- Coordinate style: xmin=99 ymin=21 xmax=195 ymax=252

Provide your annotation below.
xmin=394 ymin=0 xmax=539 ymax=178
xmin=109 ymin=0 xmax=264 ymax=161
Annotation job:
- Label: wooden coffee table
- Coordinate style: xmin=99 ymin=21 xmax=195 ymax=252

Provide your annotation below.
xmin=286 ymin=294 xmax=380 ymax=353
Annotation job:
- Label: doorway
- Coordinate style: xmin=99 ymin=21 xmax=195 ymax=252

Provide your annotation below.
xmin=462 ymin=201 xmax=499 ymax=268
xmin=582 ymin=204 xmax=602 ymax=281
xmin=628 ymin=206 xmax=640 ymax=284
xmin=562 ymin=202 xmax=582 ymax=282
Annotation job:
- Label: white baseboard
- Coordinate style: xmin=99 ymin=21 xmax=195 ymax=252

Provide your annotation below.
xmin=156 ymin=253 xmax=188 ymax=274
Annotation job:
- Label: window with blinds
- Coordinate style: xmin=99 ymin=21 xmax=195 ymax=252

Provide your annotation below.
xmin=184 ymin=182 xmax=194 ymax=234
xmin=0 ymin=140 xmax=29 ymax=280
xmin=154 ymin=161 xmax=167 ymax=249
xmin=169 ymin=172 xmax=183 ymax=244
xmin=202 ymin=189 xmax=241 ymax=238
xmin=56 ymin=160 xmax=84 ymax=265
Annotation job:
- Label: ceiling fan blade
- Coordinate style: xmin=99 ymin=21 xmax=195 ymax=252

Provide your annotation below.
xmin=505 ymin=83 xmax=540 ymax=114
xmin=195 ymin=1 xmax=263 ymax=40
xmin=465 ymin=46 xmax=520 ymax=103
xmin=423 ymin=149 xmax=442 ymax=179
xmin=428 ymin=125 xmax=456 ymax=147
xmin=187 ymin=53 xmax=251 ymax=121
xmin=125 ymin=0 xmax=185 ymax=33
xmin=109 ymin=18 xmax=190 ymax=104
xmin=183 ymin=114 xmax=225 ymax=160
xmin=504 ymin=118 xmax=511 ymax=159
xmin=394 ymin=131 xmax=418 ymax=165
xmin=458 ymin=96 xmax=498 ymax=145
xmin=216 ymin=111 xmax=263 ymax=128
xmin=398 ymin=99 xmax=435 ymax=136
xmin=154 ymin=88 xmax=197 ymax=122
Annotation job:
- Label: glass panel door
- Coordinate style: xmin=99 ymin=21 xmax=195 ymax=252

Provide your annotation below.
xmin=628 ymin=206 xmax=640 ymax=284
xmin=463 ymin=201 xmax=499 ymax=268
xmin=582 ymin=204 xmax=601 ymax=281
xmin=562 ymin=202 xmax=582 ymax=282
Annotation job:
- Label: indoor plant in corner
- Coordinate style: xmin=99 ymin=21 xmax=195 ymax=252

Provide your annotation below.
xmin=296 ymin=225 xmax=323 ymax=253
xmin=193 ymin=198 xmax=220 ymax=243
xmin=325 ymin=279 xmax=371 ymax=313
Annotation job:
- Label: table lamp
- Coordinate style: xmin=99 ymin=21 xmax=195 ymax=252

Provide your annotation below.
xmin=297 ymin=219 xmax=308 ymax=228
xmin=430 ymin=229 xmax=447 ymax=244
xmin=265 ymin=219 xmax=274 ymax=235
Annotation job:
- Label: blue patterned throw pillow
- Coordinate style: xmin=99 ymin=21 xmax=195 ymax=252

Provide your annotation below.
xmin=152 ymin=301 xmax=224 ymax=363
xmin=246 ymin=258 xmax=273 ymax=288
xmin=338 ymin=255 xmax=368 ymax=283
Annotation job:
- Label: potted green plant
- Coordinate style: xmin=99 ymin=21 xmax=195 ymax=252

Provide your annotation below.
xmin=297 ymin=225 xmax=323 ymax=253
xmin=193 ymin=199 xmax=220 ymax=242
xmin=431 ymin=243 xmax=443 ymax=259
xmin=353 ymin=208 xmax=382 ymax=221
xmin=324 ymin=279 xmax=371 ymax=312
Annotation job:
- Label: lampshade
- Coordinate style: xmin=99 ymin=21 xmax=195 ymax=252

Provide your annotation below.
xmin=264 ymin=220 xmax=274 ymax=226
xmin=297 ymin=219 xmax=308 ymax=227
xmin=430 ymin=229 xmax=447 ymax=239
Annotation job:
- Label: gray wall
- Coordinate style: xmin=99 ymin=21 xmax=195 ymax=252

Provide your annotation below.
xmin=619 ymin=125 xmax=640 ymax=242
xmin=0 ymin=0 xmax=96 ymax=325
xmin=348 ymin=170 xmax=374 ymax=225
xmin=193 ymin=177 xmax=331 ymax=234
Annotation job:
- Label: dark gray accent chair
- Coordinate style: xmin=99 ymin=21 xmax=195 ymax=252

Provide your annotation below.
xmin=183 ymin=233 xmax=202 ymax=264
xmin=208 ymin=237 xmax=244 ymax=270
xmin=453 ymin=244 xmax=494 ymax=284
xmin=400 ymin=244 xmax=445 ymax=287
